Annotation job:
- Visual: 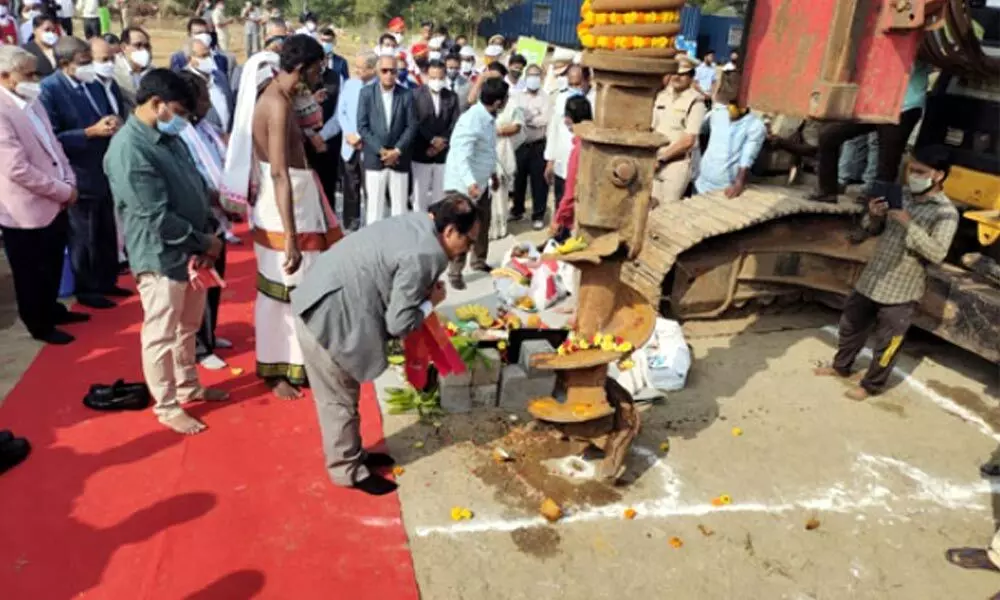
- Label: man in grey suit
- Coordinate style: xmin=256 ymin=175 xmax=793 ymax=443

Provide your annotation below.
xmin=357 ymin=54 xmax=418 ymax=223
xmin=289 ymin=193 xmax=479 ymax=496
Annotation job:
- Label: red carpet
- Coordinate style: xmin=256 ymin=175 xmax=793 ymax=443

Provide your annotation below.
xmin=0 ymin=231 xmax=419 ymax=599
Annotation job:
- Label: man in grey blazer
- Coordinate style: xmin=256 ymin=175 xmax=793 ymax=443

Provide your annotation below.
xmin=289 ymin=193 xmax=479 ymax=496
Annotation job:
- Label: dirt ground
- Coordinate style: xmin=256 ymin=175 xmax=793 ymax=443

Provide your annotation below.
xmin=1 ymin=22 xmax=998 ymax=600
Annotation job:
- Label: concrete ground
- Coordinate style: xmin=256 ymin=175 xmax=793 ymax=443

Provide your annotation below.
xmin=1 ymin=22 xmax=997 ymax=599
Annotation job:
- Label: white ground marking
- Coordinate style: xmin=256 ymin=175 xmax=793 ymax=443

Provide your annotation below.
xmin=412 ymin=449 xmax=999 ymax=537
xmin=819 ymin=325 xmax=1000 ymax=443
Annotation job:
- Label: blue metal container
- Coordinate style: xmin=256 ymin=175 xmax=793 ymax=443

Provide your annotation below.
xmin=480 ymin=0 xmax=702 ymax=50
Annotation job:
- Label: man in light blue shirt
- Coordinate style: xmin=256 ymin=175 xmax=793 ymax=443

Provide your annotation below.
xmin=336 ymin=51 xmax=376 ymax=231
xmin=693 ymin=50 xmax=716 ymax=98
xmin=695 ymin=74 xmax=766 ymax=197
xmin=443 ymin=74 xmax=508 ymax=288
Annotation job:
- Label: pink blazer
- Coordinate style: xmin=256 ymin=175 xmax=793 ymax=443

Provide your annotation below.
xmin=0 ymin=91 xmax=75 ymax=229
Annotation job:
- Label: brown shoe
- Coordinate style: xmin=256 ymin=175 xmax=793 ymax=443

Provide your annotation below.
xmin=449 ymin=274 xmax=466 ymax=290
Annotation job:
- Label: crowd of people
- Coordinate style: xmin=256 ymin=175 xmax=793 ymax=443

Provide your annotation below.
xmin=0 ymin=6 xmax=964 ymax=502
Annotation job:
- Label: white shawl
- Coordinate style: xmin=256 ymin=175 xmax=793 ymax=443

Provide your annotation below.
xmin=221 ymin=50 xmax=280 ymax=207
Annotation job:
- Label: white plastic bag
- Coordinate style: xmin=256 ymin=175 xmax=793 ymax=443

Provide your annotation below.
xmin=644 ymin=318 xmax=691 ymax=392
xmin=542 ymin=239 xmax=580 ymax=297
xmin=528 ymin=261 xmax=569 ymax=310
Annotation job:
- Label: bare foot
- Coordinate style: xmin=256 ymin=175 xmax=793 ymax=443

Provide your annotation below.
xmin=159 ymin=411 xmax=207 ymax=435
xmin=269 ymin=378 xmax=303 ymax=400
xmin=844 ymin=386 xmax=870 ymax=402
xmin=813 ymin=366 xmax=848 ymax=377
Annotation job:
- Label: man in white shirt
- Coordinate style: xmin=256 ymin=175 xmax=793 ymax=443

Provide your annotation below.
xmin=505 ymin=52 xmax=526 ymax=93
xmin=544 ymin=64 xmax=594 ymax=202
xmin=511 ymin=62 xmax=549 ymax=227
xmin=693 ymin=50 xmax=716 ymax=99
xmin=113 ymin=26 xmax=153 ymax=108
xmin=77 ymin=0 xmax=101 ymax=39
xmin=55 ymin=0 xmax=74 ymax=36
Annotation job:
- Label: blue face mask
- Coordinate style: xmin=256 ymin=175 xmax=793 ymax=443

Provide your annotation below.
xmin=567 ymin=87 xmax=583 ymax=97
xmin=398 ymin=68 xmax=408 ymax=80
xmin=321 ymin=41 xmax=334 ymax=55
xmin=156 ymin=112 xmax=187 ymax=136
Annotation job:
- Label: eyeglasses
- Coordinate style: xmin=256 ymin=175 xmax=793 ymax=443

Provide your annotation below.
xmin=130 ymin=41 xmax=150 ymax=49
xmin=380 ymin=68 xmax=397 ymax=74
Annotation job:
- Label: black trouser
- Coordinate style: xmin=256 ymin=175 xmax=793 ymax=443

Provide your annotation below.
xmin=67 ymin=193 xmax=119 ymax=296
xmin=195 ymin=233 xmax=227 ymax=359
xmin=306 ymin=134 xmax=342 ymax=210
xmin=448 ymin=190 xmax=491 ymax=276
xmin=513 ymin=139 xmax=548 ymax=220
xmin=0 ymin=211 xmax=68 ymax=338
xmin=83 ymin=17 xmax=101 ymax=39
xmin=817 ymin=107 xmax=923 ymax=195
xmin=340 ymin=151 xmax=363 ymax=230
xmin=553 ymin=176 xmax=566 ymax=210
xmin=833 ymin=291 xmax=915 ymax=394
xmin=59 ymin=17 xmax=72 ymax=36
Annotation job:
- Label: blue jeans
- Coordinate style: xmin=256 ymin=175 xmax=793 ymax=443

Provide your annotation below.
xmin=837 ymin=132 xmax=879 ymax=191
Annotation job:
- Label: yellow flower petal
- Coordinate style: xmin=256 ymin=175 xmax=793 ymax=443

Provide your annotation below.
xmin=659 ymin=440 xmax=670 ymax=452
xmin=230 ymin=367 xmax=244 ymax=376
xmin=731 ymin=427 xmax=743 ymax=437
xmin=392 ymin=466 xmax=405 ymax=476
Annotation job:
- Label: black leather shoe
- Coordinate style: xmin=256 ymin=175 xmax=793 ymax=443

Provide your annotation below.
xmin=84 ymin=379 xmax=151 ymax=411
xmin=33 ymin=329 xmax=75 ymax=345
xmin=0 ymin=430 xmax=12 ymax=445
xmin=0 ymin=437 xmax=31 ymax=475
xmin=806 ymin=191 xmax=839 ymax=204
xmin=104 ymin=286 xmax=133 ymax=298
xmin=77 ymin=294 xmax=116 ymax=309
xmin=55 ymin=311 xmax=90 ymax=325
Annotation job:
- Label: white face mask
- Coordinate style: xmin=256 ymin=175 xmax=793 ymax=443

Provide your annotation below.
xmin=25 ymin=9 xmax=40 ymax=20
xmin=428 ymin=50 xmax=441 ymax=61
xmin=94 ymin=60 xmax=115 ymax=79
xmin=460 ymin=60 xmax=473 ymax=74
xmin=130 ymin=48 xmax=151 ymax=68
xmin=15 ymin=81 xmax=40 ymax=101
xmin=306 ymin=21 xmax=316 ymax=32
xmin=427 ymin=78 xmax=444 ymax=93
xmin=74 ymin=63 xmax=97 ymax=83
xmin=907 ymin=173 xmax=934 ymax=194
xmin=379 ymin=46 xmax=396 ymax=57
xmin=392 ymin=32 xmax=402 ymax=43
xmin=525 ymin=75 xmax=541 ymax=91
xmin=194 ymin=32 xmax=213 ymax=48
xmin=195 ymin=56 xmax=217 ymax=74
xmin=40 ymin=30 xmax=59 ymax=47
xmin=0 ymin=6 xmax=9 ymax=17
xmin=556 ymin=75 xmax=568 ymax=90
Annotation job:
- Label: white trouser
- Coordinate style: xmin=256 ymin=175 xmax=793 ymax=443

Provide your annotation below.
xmin=364 ymin=169 xmax=409 ymax=224
xmin=411 ymin=162 xmax=445 ymax=213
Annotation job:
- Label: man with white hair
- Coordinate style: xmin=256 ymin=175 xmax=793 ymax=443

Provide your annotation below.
xmin=183 ymin=36 xmax=234 ymax=132
xmin=0 ymin=45 xmax=81 ymax=344
xmin=336 ymin=51 xmax=375 ymax=231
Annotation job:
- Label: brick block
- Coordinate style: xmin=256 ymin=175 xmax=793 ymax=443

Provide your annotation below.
xmin=499 ymin=365 xmax=556 ymax=411
xmin=470 ymin=383 xmax=498 ymax=408
xmin=471 ymin=348 xmax=502 ymax=386
xmin=518 ymin=340 xmax=555 ymax=377
xmin=440 ymin=383 xmax=472 ymax=413
xmin=440 ymin=370 xmax=472 ymax=388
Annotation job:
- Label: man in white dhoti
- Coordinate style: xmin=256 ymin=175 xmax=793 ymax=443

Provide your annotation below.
xmin=222 ymin=34 xmax=343 ymax=399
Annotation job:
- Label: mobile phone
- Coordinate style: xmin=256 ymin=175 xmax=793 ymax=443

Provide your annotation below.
xmin=871 ymin=180 xmax=903 ymax=210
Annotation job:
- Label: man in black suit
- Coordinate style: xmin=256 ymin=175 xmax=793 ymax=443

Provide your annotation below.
xmin=411 ymin=59 xmax=458 ymax=212
xmin=21 ymin=14 xmax=60 ymax=77
xmin=306 ymin=34 xmax=342 ymax=208
xmin=357 ymin=54 xmax=418 ymax=224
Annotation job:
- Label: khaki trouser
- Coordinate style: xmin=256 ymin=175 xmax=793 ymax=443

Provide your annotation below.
xmin=652 ymin=157 xmax=692 ymax=203
xmin=136 ymin=272 xmax=207 ymax=420
xmin=294 ymin=316 xmax=367 ymax=486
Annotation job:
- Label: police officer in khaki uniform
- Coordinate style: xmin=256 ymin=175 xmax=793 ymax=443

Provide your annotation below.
xmin=651 ymin=58 xmax=707 ymax=202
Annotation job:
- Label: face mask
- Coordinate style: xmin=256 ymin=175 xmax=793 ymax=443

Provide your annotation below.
xmin=429 ymin=35 xmax=445 ymax=48
xmin=566 ymin=86 xmax=582 ymax=97
xmin=427 ymin=78 xmax=444 ymax=93
xmin=130 ymin=48 xmax=151 ymax=68
xmin=193 ymin=32 xmax=213 ymax=48
xmin=556 ymin=75 xmax=568 ymax=89
xmin=74 ymin=63 xmax=97 ymax=83
xmin=379 ymin=46 xmax=396 ymax=57
xmin=15 ymin=81 xmax=40 ymax=101
xmin=26 ymin=9 xmax=40 ymax=19
xmin=40 ymin=30 xmax=59 ymax=47
xmin=306 ymin=21 xmax=316 ymax=32
xmin=485 ymin=44 xmax=503 ymax=57
xmin=428 ymin=51 xmax=441 ymax=61
xmin=460 ymin=61 xmax=473 ymax=74
xmin=525 ymin=75 xmax=541 ymax=91
xmin=907 ymin=173 xmax=934 ymax=195
xmin=0 ymin=6 xmax=9 ymax=17
xmin=446 ymin=67 xmax=458 ymax=78
xmin=196 ymin=57 xmax=217 ymax=74
xmin=322 ymin=41 xmax=334 ymax=55
xmin=94 ymin=61 xmax=115 ymax=79
xmin=156 ymin=111 xmax=187 ymax=136
xmin=509 ymin=69 xmax=523 ymax=80
xmin=398 ymin=68 xmax=408 ymax=80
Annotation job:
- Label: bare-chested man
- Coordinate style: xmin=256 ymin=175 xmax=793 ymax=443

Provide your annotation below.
xmin=246 ymin=34 xmax=343 ymax=398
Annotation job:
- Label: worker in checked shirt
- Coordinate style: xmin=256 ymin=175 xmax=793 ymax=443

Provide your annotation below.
xmin=815 ymin=148 xmax=958 ymax=401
